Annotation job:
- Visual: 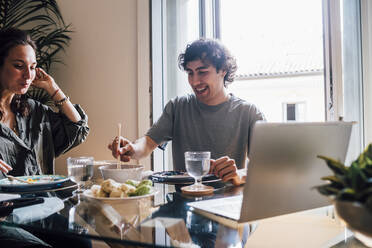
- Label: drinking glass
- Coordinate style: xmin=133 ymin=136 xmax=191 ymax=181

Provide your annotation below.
xmin=67 ymin=156 xmax=94 ymax=195
xmin=185 ymin=151 xmax=210 ymax=190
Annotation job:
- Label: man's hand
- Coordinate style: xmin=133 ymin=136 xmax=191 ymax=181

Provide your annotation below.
xmin=0 ymin=159 xmax=12 ymax=173
xmin=107 ymin=136 xmax=135 ymax=162
xmin=210 ymin=156 xmax=245 ymax=186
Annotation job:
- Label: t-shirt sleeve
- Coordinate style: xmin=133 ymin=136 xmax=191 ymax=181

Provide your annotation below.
xmin=247 ymin=104 xmax=266 ymax=154
xmin=146 ymin=100 xmax=175 ymax=145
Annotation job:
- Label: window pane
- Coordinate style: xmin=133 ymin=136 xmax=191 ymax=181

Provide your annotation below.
xmin=164 ymin=0 xmax=200 ymax=102
xmin=220 ymin=0 xmax=325 ymax=122
xmin=287 ymin=104 xmax=296 ymax=121
xmin=154 ymin=0 xmax=200 ymax=172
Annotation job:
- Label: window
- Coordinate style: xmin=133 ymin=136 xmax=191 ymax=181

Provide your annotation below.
xmin=151 ymin=0 xmax=364 ymax=169
xmin=283 ymin=102 xmax=306 ymax=122
xmin=220 ymin=0 xmax=325 ymax=122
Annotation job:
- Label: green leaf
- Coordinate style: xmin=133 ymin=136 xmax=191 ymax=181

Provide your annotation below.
xmin=320 ymin=175 xmax=347 ymax=189
xmin=317 ymin=155 xmax=347 ymax=175
xmin=348 ymin=163 xmax=368 ymax=191
xmin=315 ymin=184 xmax=340 ymax=196
xmin=337 ymin=188 xmax=356 ymax=201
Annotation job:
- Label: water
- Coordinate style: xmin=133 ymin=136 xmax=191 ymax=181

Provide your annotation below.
xmin=185 ymin=159 xmax=210 ymax=179
xmin=67 ymin=164 xmax=94 ymax=183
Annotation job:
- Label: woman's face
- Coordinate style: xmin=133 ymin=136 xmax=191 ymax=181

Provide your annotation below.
xmin=0 ymin=44 xmax=37 ymax=95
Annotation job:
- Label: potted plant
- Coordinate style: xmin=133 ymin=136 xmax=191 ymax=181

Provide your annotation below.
xmin=0 ymin=0 xmax=72 ymax=106
xmin=316 ymin=144 xmax=372 ymax=245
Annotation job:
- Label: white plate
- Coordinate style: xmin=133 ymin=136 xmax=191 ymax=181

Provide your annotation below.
xmin=0 ymin=175 xmax=70 ymax=193
xmin=83 ymin=188 xmax=158 ymax=201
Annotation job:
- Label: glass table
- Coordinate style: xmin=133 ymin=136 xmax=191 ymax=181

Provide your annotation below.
xmin=0 ymin=180 xmax=368 ymax=247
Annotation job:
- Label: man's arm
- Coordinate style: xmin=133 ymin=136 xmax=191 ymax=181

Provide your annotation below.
xmin=108 ymin=135 xmax=158 ymax=162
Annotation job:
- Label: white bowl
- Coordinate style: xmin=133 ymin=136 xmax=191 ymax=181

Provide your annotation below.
xmin=98 ymin=162 xmax=144 ymax=183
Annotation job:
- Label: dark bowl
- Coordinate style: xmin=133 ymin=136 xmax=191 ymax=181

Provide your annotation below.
xmin=334 ymin=200 xmax=372 ymax=238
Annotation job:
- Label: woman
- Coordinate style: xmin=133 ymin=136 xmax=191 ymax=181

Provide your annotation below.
xmin=0 ymin=28 xmax=89 ymax=176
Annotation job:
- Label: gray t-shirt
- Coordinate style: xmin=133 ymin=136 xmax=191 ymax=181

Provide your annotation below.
xmin=146 ymin=94 xmax=265 ymax=171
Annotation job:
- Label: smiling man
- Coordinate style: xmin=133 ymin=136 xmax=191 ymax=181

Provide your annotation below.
xmin=109 ymin=39 xmax=265 ymax=185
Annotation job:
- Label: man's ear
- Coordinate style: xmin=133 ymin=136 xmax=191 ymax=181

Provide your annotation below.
xmin=218 ymin=69 xmax=227 ymax=77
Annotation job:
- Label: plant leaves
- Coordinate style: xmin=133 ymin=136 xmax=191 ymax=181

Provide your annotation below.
xmin=320 ymin=175 xmax=346 ymax=187
xmin=336 ymin=188 xmax=356 ymax=201
xmin=0 ymin=0 xmax=72 ymax=73
xmin=348 ymin=162 xmax=368 ymax=191
xmin=317 ymin=155 xmax=347 ymax=175
xmin=315 ymin=184 xmax=340 ymax=196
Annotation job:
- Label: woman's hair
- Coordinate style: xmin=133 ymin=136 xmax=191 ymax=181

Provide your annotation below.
xmin=178 ymin=38 xmax=237 ymax=86
xmin=0 ymin=28 xmax=36 ymax=120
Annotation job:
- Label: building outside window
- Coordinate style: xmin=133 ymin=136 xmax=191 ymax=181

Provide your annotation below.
xmin=282 ymin=102 xmax=306 ymax=122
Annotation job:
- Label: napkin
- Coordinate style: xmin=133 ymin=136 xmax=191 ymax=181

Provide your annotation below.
xmin=0 ymin=193 xmax=21 ymax=201
xmin=11 ymin=197 xmax=64 ymax=224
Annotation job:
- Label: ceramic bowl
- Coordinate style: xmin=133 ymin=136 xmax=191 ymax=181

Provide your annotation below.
xmin=98 ymin=162 xmax=144 ymax=183
xmin=334 ymin=200 xmax=372 ymax=246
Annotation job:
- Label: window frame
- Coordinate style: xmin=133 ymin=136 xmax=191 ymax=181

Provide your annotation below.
xmin=151 ymin=0 xmax=365 ymax=170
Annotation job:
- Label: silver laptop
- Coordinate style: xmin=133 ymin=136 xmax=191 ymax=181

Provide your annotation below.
xmin=188 ymin=121 xmax=353 ymax=224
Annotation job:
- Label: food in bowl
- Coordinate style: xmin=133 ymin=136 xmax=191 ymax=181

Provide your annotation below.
xmin=91 ymin=178 xmax=153 ymax=198
xmin=98 ymin=162 xmax=144 ymax=183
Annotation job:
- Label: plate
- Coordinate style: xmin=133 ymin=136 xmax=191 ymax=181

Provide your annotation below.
xmin=149 ymin=171 xmax=221 ymax=185
xmin=83 ymin=188 xmax=159 ymax=201
xmin=0 ymin=175 xmax=69 ymax=193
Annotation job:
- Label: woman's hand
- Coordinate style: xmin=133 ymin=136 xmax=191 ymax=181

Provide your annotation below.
xmin=108 ymin=136 xmax=135 ymax=162
xmin=0 ymin=159 xmax=12 ymax=173
xmin=32 ymin=68 xmax=59 ymax=95
xmin=210 ymin=156 xmax=245 ymax=186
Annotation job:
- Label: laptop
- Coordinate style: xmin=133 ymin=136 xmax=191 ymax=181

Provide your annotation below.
xmin=188 ymin=121 xmax=353 ymax=227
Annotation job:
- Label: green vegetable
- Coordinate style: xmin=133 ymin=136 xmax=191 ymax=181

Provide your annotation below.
xmin=125 ymin=179 xmax=139 ymax=187
xmin=137 ymin=179 xmax=153 ymax=188
xmin=129 ymin=185 xmax=152 ymax=196
xmin=315 ymin=143 xmax=372 ymax=212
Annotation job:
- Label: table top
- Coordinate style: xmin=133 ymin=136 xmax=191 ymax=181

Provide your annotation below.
xmin=0 ymin=180 xmax=369 ymax=247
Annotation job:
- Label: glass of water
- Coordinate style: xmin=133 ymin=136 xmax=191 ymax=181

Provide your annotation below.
xmin=67 ymin=156 xmax=94 ymax=195
xmin=185 ymin=151 xmax=210 ymax=190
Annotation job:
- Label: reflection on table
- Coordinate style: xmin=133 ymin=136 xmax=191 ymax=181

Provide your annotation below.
xmin=0 ymin=180 xmax=369 ymax=247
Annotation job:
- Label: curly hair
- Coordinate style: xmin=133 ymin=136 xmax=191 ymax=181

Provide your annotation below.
xmin=0 ymin=28 xmax=35 ymax=120
xmin=178 ymin=39 xmax=237 ymax=86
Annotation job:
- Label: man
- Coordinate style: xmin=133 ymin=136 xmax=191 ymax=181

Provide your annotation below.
xmin=108 ymin=39 xmax=264 ymax=185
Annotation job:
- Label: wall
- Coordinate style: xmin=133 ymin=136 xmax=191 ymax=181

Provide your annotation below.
xmin=362 ymin=0 xmax=372 ymax=145
xmin=53 ymin=0 xmax=151 ymax=175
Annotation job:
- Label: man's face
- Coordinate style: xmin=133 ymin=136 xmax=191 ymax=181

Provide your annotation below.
xmin=185 ymin=59 xmax=227 ymax=105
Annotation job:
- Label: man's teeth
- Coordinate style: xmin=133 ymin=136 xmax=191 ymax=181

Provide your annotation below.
xmin=195 ymin=87 xmax=207 ymax=93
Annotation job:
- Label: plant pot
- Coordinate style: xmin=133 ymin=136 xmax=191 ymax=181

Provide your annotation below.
xmin=334 ymin=200 xmax=372 ymax=246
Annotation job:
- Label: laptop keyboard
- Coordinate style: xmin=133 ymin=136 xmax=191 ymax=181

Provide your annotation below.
xmin=213 ymin=202 xmax=242 ymax=214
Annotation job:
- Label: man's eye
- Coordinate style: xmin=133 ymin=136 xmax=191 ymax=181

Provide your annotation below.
xmin=14 ymin=64 xmax=23 ymax=69
xmin=199 ymin=71 xmax=207 ymax=75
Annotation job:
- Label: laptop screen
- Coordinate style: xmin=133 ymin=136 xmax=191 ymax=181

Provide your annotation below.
xmin=239 ymin=121 xmax=353 ymax=222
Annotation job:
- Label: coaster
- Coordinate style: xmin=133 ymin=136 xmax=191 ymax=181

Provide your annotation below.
xmin=181 ymin=185 xmax=214 ymax=196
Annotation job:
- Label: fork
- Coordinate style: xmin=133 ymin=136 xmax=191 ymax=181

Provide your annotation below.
xmin=6 ymin=175 xmax=33 ymax=184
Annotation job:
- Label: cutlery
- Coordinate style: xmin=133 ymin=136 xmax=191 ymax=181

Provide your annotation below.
xmin=6 ymin=175 xmax=33 ymax=184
